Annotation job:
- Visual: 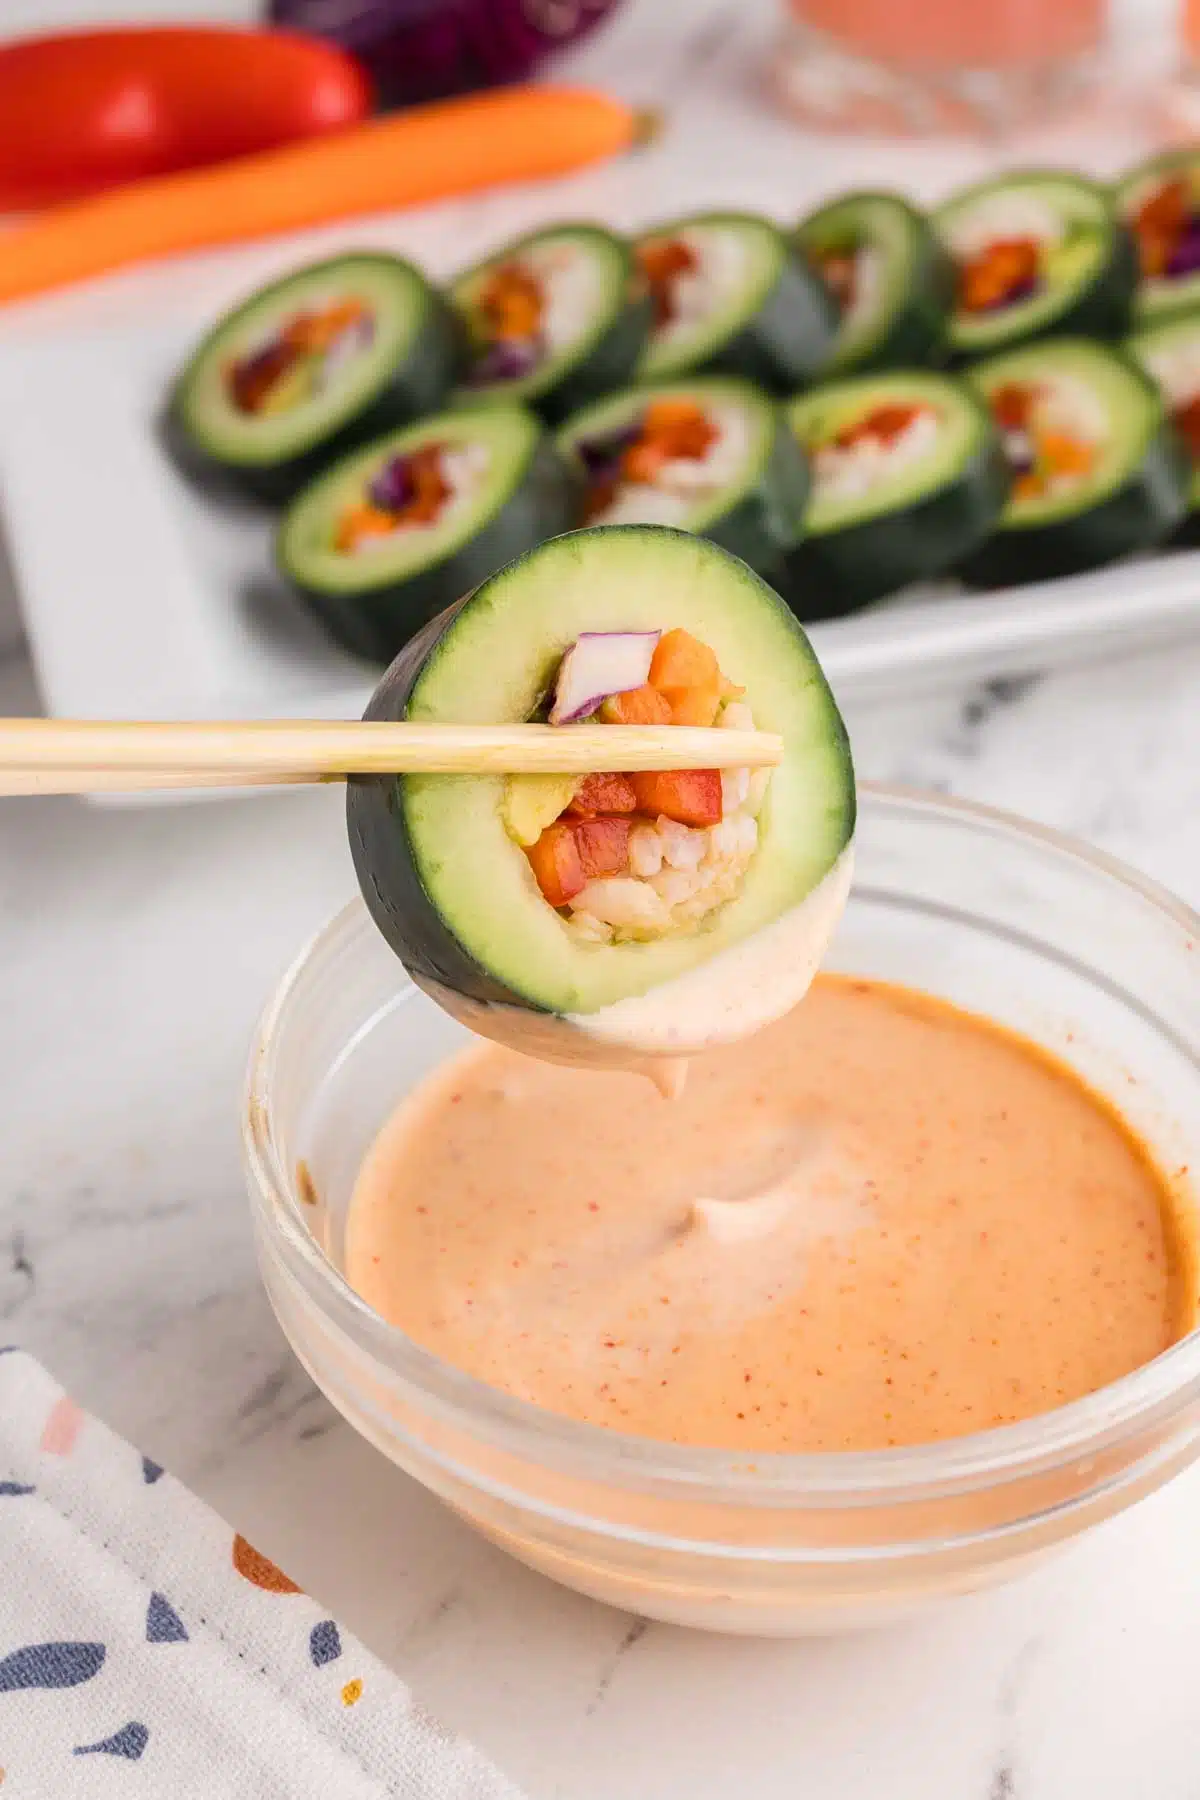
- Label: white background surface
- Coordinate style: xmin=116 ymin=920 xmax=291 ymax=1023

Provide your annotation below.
xmin=6 ymin=3 xmax=1200 ymax=1798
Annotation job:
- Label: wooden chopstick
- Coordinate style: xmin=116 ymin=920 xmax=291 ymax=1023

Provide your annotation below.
xmin=0 ymin=718 xmax=783 ymax=798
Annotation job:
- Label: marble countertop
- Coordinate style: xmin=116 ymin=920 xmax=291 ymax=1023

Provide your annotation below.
xmin=6 ymin=1 xmax=1200 ymax=1796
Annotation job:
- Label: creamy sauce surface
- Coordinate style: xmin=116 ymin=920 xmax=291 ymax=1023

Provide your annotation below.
xmin=346 ymin=976 xmax=1196 ymax=1453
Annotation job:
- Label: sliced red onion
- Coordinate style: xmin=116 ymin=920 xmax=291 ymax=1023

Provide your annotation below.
xmin=549 ymin=630 xmax=660 ymax=725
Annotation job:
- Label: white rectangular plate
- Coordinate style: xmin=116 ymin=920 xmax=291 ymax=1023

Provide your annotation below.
xmin=3 ymin=316 xmax=1200 ymax=803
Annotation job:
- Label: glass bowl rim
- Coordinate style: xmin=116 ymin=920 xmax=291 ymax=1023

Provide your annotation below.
xmin=242 ymin=781 xmax=1200 ymax=1504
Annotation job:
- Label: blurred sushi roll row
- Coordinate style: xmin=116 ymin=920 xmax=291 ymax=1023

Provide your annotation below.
xmin=163 ymin=152 xmax=1200 ymax=666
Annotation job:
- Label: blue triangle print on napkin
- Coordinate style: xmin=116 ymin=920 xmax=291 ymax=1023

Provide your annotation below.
xmin=146 ymin=1592 xmax=188 ymax=1644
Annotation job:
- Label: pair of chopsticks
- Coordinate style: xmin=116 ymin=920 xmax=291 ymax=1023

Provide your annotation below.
xmin=0 ymin=719 xmax=783 ymax=798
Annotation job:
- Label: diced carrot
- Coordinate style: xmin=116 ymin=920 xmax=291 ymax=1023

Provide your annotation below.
xmin=574 ymin=817 xmax=632 ymax=880
xmin=479 ymin=261 xmax=542 ymax=339
xmin=621 ymin=440 xmax=670 ymax=484
xmin=599 ymin=684 xmax=672 ymax=725
xmin=1038 ymin=431 xmax=1094 ymax=477
xmin=959 ymin=238 xmax=1038 ymax=313
xmin=649 ymin=627 xmax=721 ymax=694
xmin=667 ymin=681 xmax=721 ymax=727
xmin=565 ymin=772 xmax=638 ymax=817
xmin=335 ymin=502 xmax=398 ymax=551
xmin=631 ymin=769 xmax=722 ymax=828
xmin=526 ymin=821 xmax=585 ymax=908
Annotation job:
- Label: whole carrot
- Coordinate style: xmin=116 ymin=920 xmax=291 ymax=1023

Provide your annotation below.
xmin=0 ymin=85 xmax=656 ymax=307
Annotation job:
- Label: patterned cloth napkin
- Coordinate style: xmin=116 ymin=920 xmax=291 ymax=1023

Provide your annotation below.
xmin=0 ymin=1347 xmax=526 ymax=1799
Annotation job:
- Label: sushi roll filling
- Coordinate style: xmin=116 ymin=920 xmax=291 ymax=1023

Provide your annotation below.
xmin=226 ymin=296 xmax=375 ymax=416
xmin=636 ymin=226 xmax=751 ymax=353
xmin=807 ymin=400 xmax=941 ymax=506
xmin=505 ymin=628 xmax=767 ymax=946
xmin=333 ymin=439 xmax=491 ymax=553
xmin=1132 ymin=330 xmax=1200 ymax=463
xmin=577 ymin=397 xmax=757 ymax=526
xmin=1128 ymin=174 xmax=1200 ymax=283
xmin=462 ymin=240 xmax=602 ymax=388
xmin=944 ymin=192 xmax=1074 ymax=316
xmin=987 ymin=379 xmax=1100 ymax=502
xmin=811 ymin=238 xmax=883 ymax=328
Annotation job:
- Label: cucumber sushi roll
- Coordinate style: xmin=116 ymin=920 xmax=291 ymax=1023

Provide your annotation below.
xmin=347 ymin=526 xmax=855 ymax=1059
xmin=1116 ymin=151 xmax=1200 ymax=325
xmin=782 ymin=370 xmax=1009 ymax=614
xmin=277 ymin=407 xmax=581 ymax=664
xmin=451 ymin=224 xmax=651 ymax=422
xmin=633 ymin=211 xmax=836 ymax=391
xmin=167 ymin=252 xmax=460 ymax=503
xmin=934 ymin=171 xmax=1136 ymax=361
xmin=959 ymin=338 xmax=1190 ymax=588
xmin=1127 ymin=312 xmax=1200 ymax=521
xmin=556 ymin=378 xmax=808 ymax=583
xmin=796 ymin=190 xmax=954 ymax=376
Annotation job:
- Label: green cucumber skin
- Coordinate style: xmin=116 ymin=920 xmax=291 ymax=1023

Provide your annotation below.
xmin=949 ymin=225 xmax=1139 ymax=363
xmin=649 ymin=252 xmax=837 ymax=394
xmin=783 ymin=439 xmax=1012 ymax=617
xmin=166 ymin=292 xmax=464 ymax=506
xmin=957 ymin=422 xmax=1191 ymax=587
xmin=279 ymin=438 xmax=583 ymax=665
xmin=347 ymin=599 xmax=526 ymax=1009
xmin=540 ymin=291 xmax=655 ymax=424
xmin=841 ymin=234 xmax=956 ymax=374
xmin=699 ymin=411 xmax=811 ymax=580
xmin=803 ymin=204 xmax=957 ymax=377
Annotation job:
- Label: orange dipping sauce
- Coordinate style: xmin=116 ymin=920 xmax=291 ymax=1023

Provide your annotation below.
xmin=346 ymin=976 xmax=1196 ymax=1454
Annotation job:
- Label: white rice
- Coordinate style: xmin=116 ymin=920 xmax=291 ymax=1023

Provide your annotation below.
xmin=811 ymin=405 xmax=939 ymax=505
xmin=649 ymin=225 xmax=750 ymax=353
xmin=586 ymin=397 xmax=753 ymax=528
xmin=525 ymin=239 xmax=603 ymax=355
xmin=944 ymin=192 xmax=1064 ymax=261
xmin=1137 ymin=333 xmax=1200 ymax=409
xmin=565 ymin=695 xmax=766 ymax=946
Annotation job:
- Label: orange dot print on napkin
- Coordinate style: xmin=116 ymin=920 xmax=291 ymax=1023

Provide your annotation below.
xmin=341 ymin=1679 xmax=363 ymax=1707
xmin=40 ymin=1395 xmax=83 ymax=1456
xmin=232 ymin=1534 xmax=302 ymax=1594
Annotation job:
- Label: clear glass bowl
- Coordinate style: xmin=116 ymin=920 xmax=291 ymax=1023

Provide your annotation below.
xmin=243 ymin=786 xmax=1200 ymax=1636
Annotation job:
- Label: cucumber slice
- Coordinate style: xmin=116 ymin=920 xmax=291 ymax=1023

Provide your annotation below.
xmin=451 ymin=224 xmax=651 ymax=423
xmin=347 ymin=526 xmax=855 ymax=1031
xmin=934 ymin=171 xmax=1136 ymax=360
xmin=782 ymin=370 xmax=1009 ymax=614
xmin=277 ymin=407 xmax=581 ymax=664
xmin=555 ymin=378 xmax=808 ymax=584
xmin=1115 ymin=151 xmax=1200 ymax=325
xmin=959 ymin=338 xmax=1190 ymax=586
xmin=167 ymin=252 xmax=460 ymax=503
xmin=796 ymin=191 xmax=954 ymax=375
xmin=1126 ymin=311 xmax=1200 ymax=515
xmin=634 ymin=211 xmax=836 ymax=390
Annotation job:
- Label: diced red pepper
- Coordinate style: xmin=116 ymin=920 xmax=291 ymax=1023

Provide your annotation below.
xmin=1175 ymin=395 xmax=1200 ymax=461
xmin=631 ymin=769 xmax=722 ymax=828
xmin=565 ymin=772 xmax=639 ymax=817
xmin=526 ymin=821 xmax=585 ymax=908
xmin=990 ymin=382 xmax=1039 ymax=430
xmin=574 ymin=816 xmax=632 ymax=880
